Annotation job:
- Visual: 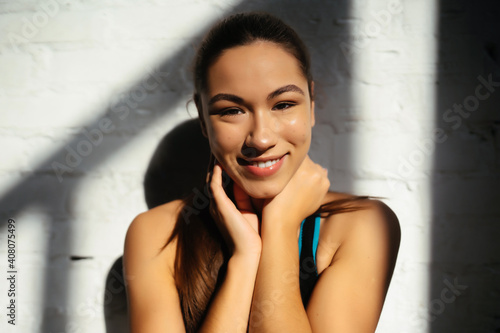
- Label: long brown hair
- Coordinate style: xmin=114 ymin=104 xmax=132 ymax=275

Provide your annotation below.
xmin=165 ymin=12 xmax=369 ymax=332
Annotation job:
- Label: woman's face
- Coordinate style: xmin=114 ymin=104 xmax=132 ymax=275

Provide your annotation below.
xmin=200 ymin=41 xmax=315 ymax=199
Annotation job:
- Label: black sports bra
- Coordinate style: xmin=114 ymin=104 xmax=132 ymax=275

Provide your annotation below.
xmin=298 ymin=214 xmax=321 ymax=308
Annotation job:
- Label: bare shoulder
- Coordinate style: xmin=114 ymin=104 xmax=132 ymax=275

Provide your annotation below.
xmin=124 ymin=200 xmax=184 ymax=278
xmin=307 ymin=193 xmax=401 ymax=331
xmin=123 ymin=200 xmax=186 ymax=332
xmin=339 ymin=193 xmax=398 ymax=228
xmin=316 ymin=192 xmax=400 ymax=271
xmin=323 ymin=191 xmax=400 ymax=231
xmin=323 ymin=192 xmax=401 ymax=266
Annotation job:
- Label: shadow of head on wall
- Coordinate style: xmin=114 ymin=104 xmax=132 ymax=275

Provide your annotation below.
xmin=144 ymin=118 xmax=211 ymax=209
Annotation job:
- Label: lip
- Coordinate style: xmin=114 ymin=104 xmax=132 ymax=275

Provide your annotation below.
xmin=239 ymin=154 xmax=286 ymax=177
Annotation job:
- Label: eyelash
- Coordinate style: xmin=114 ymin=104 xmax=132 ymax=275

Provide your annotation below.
xmin=216 ymin=102 xmax=296 ymax=117
xmin=219 ymin=108 xmax=243 ymax=117
xmin=272 ymin=102 xmax=296 ymax=110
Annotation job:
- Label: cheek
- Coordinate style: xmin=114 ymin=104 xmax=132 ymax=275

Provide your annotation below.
xmin=208 ymin=124 xmax=241 ymax=158
xmin=283 ymin=116 xmax=311 ymax=146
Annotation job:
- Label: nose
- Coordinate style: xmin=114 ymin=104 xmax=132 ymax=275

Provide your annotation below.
xmin=244 ymin=111 xmax=278 ymax=155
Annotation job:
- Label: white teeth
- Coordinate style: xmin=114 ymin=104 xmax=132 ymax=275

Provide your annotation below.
xmin=252 ymin=158 xmax=279 ymax=168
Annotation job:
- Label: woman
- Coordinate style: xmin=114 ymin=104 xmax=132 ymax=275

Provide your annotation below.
xmin=124 ymin=12 xmax=400 ymax=333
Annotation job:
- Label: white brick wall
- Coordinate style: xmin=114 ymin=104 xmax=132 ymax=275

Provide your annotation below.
xmin=1 ymin=0 xmax=498 ymax=332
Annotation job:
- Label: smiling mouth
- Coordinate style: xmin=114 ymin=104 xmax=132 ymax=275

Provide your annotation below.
xmin=237 ymin=155 xmax=287 ymax=177
xmin=250 ymin=158 xmax=281 ymax=168
xmin=237 ymin=155 xmax=285 ymax=168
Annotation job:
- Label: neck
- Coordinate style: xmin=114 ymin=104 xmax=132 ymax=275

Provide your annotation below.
xmin=250 ymin=197 xmax=265 ymax=214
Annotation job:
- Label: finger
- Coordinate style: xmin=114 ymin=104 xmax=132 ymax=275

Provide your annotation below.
xmin=209 ymin=165 xmax=226 ymax=221
xmin=314 ymin=164 xmax=329 ymax=183
xmin=299 ymin=155 xmax=317 ymax=175
xmin=303 ymin=154 xmax=312 ymax=163
xmin=210 ymin=164 xmax=224 ymax=200
xmin=308 ymin=158 xmax=328 ymax=176
xmin=210 ymin=164 xmax=238 ymax=217
xmin=206 ymin=153 xmax=216 ymax=184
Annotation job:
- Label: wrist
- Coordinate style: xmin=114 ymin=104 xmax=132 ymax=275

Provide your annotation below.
xmin=262 ymin=207 xmax=301 ymax=226
xmin=229 ymin=251 xmax=261 ymax=269
xmin=261 ymin=214 xmax=300 ymax=240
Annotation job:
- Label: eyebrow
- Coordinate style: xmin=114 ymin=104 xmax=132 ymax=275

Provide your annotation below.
xmin=267 ymin=84 xmax=304 ymax=100
xmin=208 ymin=93 xmax=243 ymax=106
xmin=208 ymin=84 xmax=305 ymax=106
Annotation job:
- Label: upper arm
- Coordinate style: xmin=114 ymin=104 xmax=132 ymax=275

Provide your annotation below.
xmin=306 ymin=200 xmax=401 ymax=332
xmin=123 ymin=205 xmax=186 ymax=333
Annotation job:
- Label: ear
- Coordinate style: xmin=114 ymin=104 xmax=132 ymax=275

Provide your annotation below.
xmin=194 ymin=93 xmax=208 ymax=137
xmin=310 ymin=81 xmax=315 ymax=127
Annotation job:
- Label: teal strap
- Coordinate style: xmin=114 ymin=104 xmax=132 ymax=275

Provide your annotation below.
xmin=312 ymin=215 xmax=320 ymax=264
xmin=298 ymin=216 xmax=321 ymax=260
xmin=298 ymin=218 xmax=306 ymax=255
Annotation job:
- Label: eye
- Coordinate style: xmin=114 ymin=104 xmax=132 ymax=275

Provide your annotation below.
xmin=219 ymin=108 xmax=244 ymax=117
xmin=272 ymin=102 xmax=295 ymax=111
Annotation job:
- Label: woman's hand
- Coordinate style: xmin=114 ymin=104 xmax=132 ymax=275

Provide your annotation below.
xmin=262 ymin=155 xmax=330 ymax=231
xmin=209 ymin=163 xmax=262 ymax=258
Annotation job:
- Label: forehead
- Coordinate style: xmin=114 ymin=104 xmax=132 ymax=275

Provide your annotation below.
xmin=205 ymin=41 xmax=307 ymax=98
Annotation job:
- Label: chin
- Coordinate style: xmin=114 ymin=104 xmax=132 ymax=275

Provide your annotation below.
xmin=241 ymin=181 xmax=285 ymax=199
